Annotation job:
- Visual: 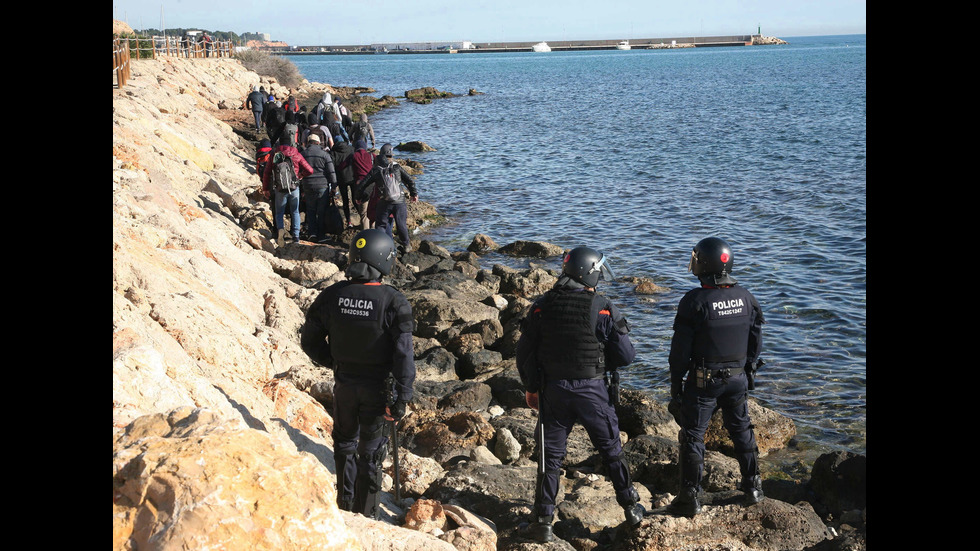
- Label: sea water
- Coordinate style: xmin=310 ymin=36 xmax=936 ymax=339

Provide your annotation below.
xmin=290 ymin=35 xmax=867 ymax=464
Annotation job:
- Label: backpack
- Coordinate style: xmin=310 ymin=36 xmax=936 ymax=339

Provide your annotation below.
xmin=309 ymin=125 xmax=329 ymax=147
xmin=378 ymin=163 xmax=404 ymax=202
xmin=352 ymin=121 xmax=369 ymax=142
xmin=282 ymin=123 xmax=299 ymax=147
xmin=270 ymin=151 xmax=296 ymax=193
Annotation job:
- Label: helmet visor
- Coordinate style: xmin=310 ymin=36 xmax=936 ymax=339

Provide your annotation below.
xmin=687 ymin=250 xmax=697 ymax=273
xmin=591 ymin=254 xmax=615 ymax=282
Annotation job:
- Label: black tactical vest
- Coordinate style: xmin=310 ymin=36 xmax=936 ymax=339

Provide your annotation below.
xmin=535 ymin=289 xmax=605 ymax=380
xmin=325 ymin=281 xmax=401 ymax=372
xmin=689 ymin=285 xmax=755 ymax=367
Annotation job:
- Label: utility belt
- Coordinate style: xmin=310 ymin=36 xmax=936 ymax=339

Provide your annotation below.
xmin=692 ymin=359 xmax=744 ymax=389
xmin=335 ymin=361 xmax=391 ymax=379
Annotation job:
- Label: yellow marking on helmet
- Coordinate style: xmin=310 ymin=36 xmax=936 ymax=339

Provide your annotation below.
xmin=356 ymin=238 xmax=367 ymax=248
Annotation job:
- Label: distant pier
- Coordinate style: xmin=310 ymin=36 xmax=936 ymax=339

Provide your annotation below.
xmin=278 ymin=35 xmax=770 ymax=55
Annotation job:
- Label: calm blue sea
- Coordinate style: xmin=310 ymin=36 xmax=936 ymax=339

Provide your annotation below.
xmin=291 ymin=35 xmax=867 ymax=463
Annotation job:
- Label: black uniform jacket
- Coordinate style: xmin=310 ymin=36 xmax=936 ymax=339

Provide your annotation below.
xmin=301 ymin=279 xmax=416 ymax=402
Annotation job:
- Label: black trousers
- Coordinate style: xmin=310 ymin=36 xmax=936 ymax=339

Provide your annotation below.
xmin=535 ymin=378 xmax=634 ymax=518
xmin=332 ymin=374 xmax=388 ymax=516
xmin=678 ymin=371 xmax=758 ymax=490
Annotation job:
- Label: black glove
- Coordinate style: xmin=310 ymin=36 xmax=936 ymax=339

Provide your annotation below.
xmin=667 ymin=395 xmax=685 ymax=426
xmin=389 ymin=400 xmax=407 ymax=420
xmin=671 ymin=379 xmax=684 ymax=399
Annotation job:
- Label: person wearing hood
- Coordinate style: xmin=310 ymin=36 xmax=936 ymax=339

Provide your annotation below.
xmin=515 ymin=246 xmax=645 ymax=543
xmin=246 ymin=85 xmax=266 ymax=130
xmin=300 ymin=228 xmax=416 ymax=520
xmin=303 ymin=112 xmax=333 ymax=150
xmin=351 ymin=114 xmax=376 ymax=149
xmin=351 ymin=140 xmax=376 ymax=229
xmin=667 ymin=237 xmax=766 ymax=518
xmin=313 ymin=92 xmax=333 ymax=125
xmin=356 ymin=143 xmax=418 ymax=253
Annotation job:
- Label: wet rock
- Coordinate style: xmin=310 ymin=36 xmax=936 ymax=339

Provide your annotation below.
xmin=467 ymin=233 xmax=499 ymax=253
xmin=493 ymin=265 xmax=558 ymax=299
xmin=397 ymin=140 xmax=438 ymax=151
xmin=807 ymin=451 xmax=867 ymax=518
xmin=498 ymin=240 xmax=565 ymax=258
xmin=405 ymin=87 xmax=455 ymax=104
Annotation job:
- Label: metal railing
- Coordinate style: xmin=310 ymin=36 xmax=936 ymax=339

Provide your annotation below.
xmin=113 ymin=35 xmax=234 ymax=87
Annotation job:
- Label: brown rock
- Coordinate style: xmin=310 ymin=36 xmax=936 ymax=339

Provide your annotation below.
xmin=404 ymin=498 xmax=449 ymax=533
xmin=112 ymin=409 xmax=360 ymax=550
xmin=705 ymin=399 xmax=797 ymax=456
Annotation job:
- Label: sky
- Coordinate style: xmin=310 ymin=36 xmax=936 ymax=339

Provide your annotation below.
xmin=112 ymin=0 xmax=866 ymax=46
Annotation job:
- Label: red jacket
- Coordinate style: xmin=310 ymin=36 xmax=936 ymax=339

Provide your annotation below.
xmin=262 ymin=145 xmax=313 ymax=193
xmin=352 ymin=149 xmax=375 ymax=182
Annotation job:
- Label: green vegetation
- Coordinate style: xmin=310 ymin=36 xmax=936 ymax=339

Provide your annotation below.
xmin=233 ymin=49 xmax=303 ymax=90
xmin=130 ymin=28 xmax=244 ymax=44
xmin=114 ymin=32 xmax=156 ymax=59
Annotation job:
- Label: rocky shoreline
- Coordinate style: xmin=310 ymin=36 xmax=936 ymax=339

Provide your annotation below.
xmin=112 ymin=54 xmax=865 ymax=551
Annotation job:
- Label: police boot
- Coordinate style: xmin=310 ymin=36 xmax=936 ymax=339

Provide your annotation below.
xmin=619 ymin=486 xmax=645 ymax=527
xmin=669 ymin=486 xmax=701 ymax=517
xmin=521 ymin=515 xmax=554 ymax=543
xmin=742 ymin=475 xmax=765 ymax=505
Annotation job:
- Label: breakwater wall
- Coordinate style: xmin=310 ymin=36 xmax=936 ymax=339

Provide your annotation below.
xmin=281 ymin=34 xmax=759 ymax=55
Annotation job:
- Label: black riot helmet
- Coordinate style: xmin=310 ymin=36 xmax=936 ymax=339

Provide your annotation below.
xmin=561 ymin=246 xmax=614 ymax=288
xmin=688 ymin=237 xmax=737 ymax=286
xmin=347 ymin=228 xmax=396 ymax=278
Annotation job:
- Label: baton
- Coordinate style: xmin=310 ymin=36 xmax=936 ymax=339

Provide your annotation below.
xmin=385 ymin=376 xmax=401 ymax=502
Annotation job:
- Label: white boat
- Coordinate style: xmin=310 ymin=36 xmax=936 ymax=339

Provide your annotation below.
xmin=531 ymin=41 xmax=551 ymax=52
xmin=616 ymin=40 xmax=631 ymax=50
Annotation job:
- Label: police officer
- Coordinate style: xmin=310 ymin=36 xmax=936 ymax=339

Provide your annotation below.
xmin=516 ymin=246 xmax=645 ymax=543
xmin=300 ymin=228 xmax=416 ymax=519
xmin=667 ymin=237 xmax=765 ymax=517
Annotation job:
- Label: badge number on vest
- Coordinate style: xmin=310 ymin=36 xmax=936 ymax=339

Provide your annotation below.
xmin=338 ymin=296 xmax=379 ymax=320
xmin=709 ymin=298 xmax=746 ymax=318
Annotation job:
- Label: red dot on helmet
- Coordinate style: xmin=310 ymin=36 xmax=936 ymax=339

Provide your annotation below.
xmin=564 ymin=253 xmax=571 ymax=262
xmin=720 ymin=253 xmax=730 ymax=263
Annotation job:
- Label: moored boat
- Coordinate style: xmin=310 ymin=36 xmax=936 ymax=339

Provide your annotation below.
xmin=531 ymin=41 xmax=551 ymax=52
xmin=616 ymin=40 xmax=630 ymax=50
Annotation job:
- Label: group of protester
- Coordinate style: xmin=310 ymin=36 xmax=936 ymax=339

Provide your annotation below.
xmin=247 ymin=87 xmax=418 ymax=250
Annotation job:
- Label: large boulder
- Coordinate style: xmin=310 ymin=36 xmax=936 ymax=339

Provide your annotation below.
xmin=807 ymin=451 xmax=867 ymax=518
xmin=112 ymin=408 xmax=360 ymax=550
xmin=619 ymin=499 xmax=833 ymax=551
xmin=705 ymin=398 xmax=797 ymax=457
